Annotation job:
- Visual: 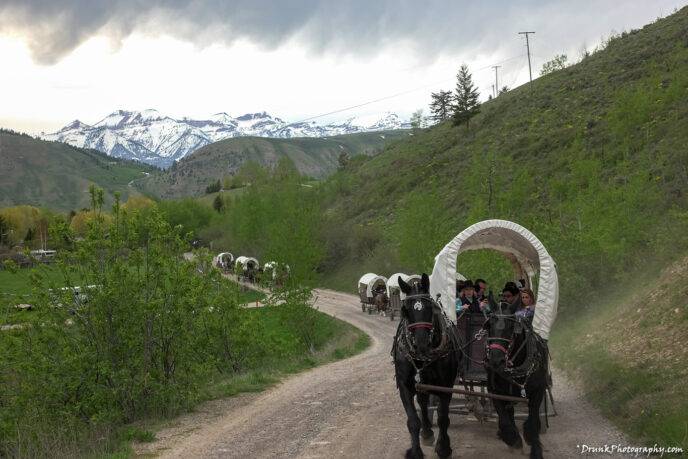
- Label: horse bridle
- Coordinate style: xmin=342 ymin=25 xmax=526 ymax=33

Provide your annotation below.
xmin=398 ymin=293 xmax=452 ymax=365
xmin=485 ymin=313 xmax=541 ymax=394
xmin=403 ymin=293 xmax=437 ymax=336
xmin=486 ymin=314 xmax=523 ymax=366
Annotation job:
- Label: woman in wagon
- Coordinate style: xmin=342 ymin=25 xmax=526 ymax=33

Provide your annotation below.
xmin=515 ymin=288 xmax=536 ymax=319
xmin=455 ymin=280 xmax=465 ymax=313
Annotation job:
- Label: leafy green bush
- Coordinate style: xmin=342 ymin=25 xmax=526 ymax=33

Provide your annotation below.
xmin=0 ymin=192 xmax=337 ymax=457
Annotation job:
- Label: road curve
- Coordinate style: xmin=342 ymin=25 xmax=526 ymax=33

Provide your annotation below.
xmin=138 ymin=289 xmax=626 ymax=458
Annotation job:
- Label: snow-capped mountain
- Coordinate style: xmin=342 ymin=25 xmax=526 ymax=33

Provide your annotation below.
xmin=44 ymin=109 xmax=410 ymax=168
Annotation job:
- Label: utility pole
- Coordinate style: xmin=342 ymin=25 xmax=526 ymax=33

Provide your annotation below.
xmin=518 ymin=31 xmax=535 ymax=84
xmin=492 ymin=65 xmax=501 ymax=96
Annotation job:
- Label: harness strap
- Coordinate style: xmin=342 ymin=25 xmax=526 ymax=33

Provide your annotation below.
xmin=488 ymin=343 xmax=510 ymax=354
xmin=407 ymin=321 xmax=433 ymax=331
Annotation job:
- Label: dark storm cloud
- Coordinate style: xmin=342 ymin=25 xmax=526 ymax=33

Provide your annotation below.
xmin=0 ymin=0 xmax=532 ymax=64
xmin=0 ymin=0 xmax=682 ymax=65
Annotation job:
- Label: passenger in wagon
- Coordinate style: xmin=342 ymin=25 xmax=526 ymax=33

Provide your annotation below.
xmin=501 ymin=282 xmax=521 ymax=307
xmin=516 ymin=288 xmax=536 ymax=319
xmin=455 ymin=280 xmax=466 ymax=313
xmin=457 ymin=280 xmax=483 ymax=313
xmin=475 ymin=278 xmax=488 ymax=300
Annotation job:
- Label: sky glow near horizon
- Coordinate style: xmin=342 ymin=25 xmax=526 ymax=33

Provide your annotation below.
xmin=0 ymin=0 xmax=684 ymax=134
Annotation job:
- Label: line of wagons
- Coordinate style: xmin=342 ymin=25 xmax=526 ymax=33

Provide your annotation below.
xmin=214 ymin=252 xmax=290 ymax=287
xmin=359 ymin=219 xmax=558 ymax=427
xmin=358 ymin=272 xmax=424 ymax=321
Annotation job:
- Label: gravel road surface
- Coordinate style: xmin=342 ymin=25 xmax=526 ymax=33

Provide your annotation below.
xmin=136 ymin=289 xmax=626 ymax=458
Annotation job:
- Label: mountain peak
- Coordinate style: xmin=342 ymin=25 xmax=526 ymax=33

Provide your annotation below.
xmin=62 ymin=119 xmax=90 ymax=131
xmin=45 ymin=109 xmax=410 ymax=168
xmin=209 ymin=112 xmax=234 ymax=124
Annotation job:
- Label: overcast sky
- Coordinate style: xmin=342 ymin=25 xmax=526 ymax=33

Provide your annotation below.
xmin=0 ymin=0 xmax=685 ymax=134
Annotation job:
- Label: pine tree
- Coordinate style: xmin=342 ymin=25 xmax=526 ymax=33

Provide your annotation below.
xmin=212 ymin=194 xmax=224 ymax=213
xmin=429 ymin=90 xmax=453 ymax=123
xmin=452 ymin=64 xmax=481 ymax=129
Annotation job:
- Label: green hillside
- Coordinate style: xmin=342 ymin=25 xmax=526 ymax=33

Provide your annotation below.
xmin=318 ymin=8 xmax=688 ymax=298
xmin=0 ymin=130 xmax=154 ymax=211
xmin=314 ymin=8 xmax=688 ymax=447
xmin=186 ymin=7 xmax=688 ymax=448
xmin=136 ymin=130 xmax=411 ymax=198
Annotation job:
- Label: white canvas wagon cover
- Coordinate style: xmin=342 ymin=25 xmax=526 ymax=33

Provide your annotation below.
xmin=235 ymin=256 xmax=260 ymax=269
xmin=429 ymin=219 xmax=559 ymax=339
xmin=263 ymin=261 xmax=276 ymax=270
xmin=358 ymin=273 xmax=388 ymax=297
xmin=386 ymin=273 xmax=409 ymax=297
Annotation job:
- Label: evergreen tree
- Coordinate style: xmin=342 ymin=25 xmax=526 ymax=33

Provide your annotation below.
xmin=429 ymin=90 xmax=453 ymax=123
xmin=212 ymin=194 xmax=225 ymax=213
xmin=452 ymin=64 xmax=481 ymax=129
xmin=205 ymin=179 xmax=221 ymax=194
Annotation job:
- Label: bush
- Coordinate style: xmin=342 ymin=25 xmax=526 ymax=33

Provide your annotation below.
xmin=0 ymin=199 xmax=322 ymax=456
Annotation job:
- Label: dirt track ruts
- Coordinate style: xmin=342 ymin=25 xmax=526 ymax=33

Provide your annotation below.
xmin=136 ymin=288 xmax=627 ymax=458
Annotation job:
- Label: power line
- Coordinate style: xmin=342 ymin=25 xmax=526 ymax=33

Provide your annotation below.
xmin=283 ymin=53 xmax=526 ymax=127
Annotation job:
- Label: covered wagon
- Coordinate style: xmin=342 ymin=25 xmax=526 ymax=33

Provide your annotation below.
xmin=386 ymin=273 xmax=421 ymax=321
xmin=357 ymin=273 xmax=388 ymax=314
xmin=425 ymin=219 xmax=559 ymax=424
xmin=235 ymin=256 xmax=260 ymax=283
xmin=215 ymin=252 xmax=235 ymax=273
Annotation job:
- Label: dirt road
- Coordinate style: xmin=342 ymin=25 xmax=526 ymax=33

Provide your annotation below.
xmin=138 ymin=289 xmax=626 ymax=458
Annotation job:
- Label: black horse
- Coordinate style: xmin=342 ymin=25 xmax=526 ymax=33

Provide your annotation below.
xmin=393 ymin=274 xmax=460 ymax=459
xmin=485 ymin=295 xmax=550 ymax=459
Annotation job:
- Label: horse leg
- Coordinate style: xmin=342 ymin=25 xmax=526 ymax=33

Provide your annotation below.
xmin=434 ymin=393 xmax=453 ymax=459
xmin=398 ymin=381 xmax=424 ymax=458
xmin=416 ymin=391 xmax=435 ymax=445
xmin=493 ymin=400 xmax=522 ymax=450
xmin=523 ymin=388 xmax=544 ymax=459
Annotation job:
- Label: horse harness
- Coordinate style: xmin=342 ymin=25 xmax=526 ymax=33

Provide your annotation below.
xmin=486 ymin=314 xmax=546 ymax=397
xmin=393 ymin=294 xmax=457 ymax=379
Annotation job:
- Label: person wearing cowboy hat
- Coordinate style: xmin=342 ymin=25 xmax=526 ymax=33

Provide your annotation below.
xmin=457 ymin=279 xmax=486 ymax=313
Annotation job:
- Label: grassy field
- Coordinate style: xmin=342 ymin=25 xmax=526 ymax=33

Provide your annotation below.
xmin=0 ymin=265 xmax=265 ymax=327
xmin=0 ymin=264 xmax=66 ymax=295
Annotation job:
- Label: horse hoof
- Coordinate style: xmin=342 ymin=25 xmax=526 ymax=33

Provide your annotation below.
xmin=405 ymin=447 xmax=424 ymax=459
xmin=509 ymin=437 xmax=524 ymax=452
xmin=435 ymin=448 xmax=452 ymax=459
xmin=420 ymin=429 xmax=434 ymax=445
